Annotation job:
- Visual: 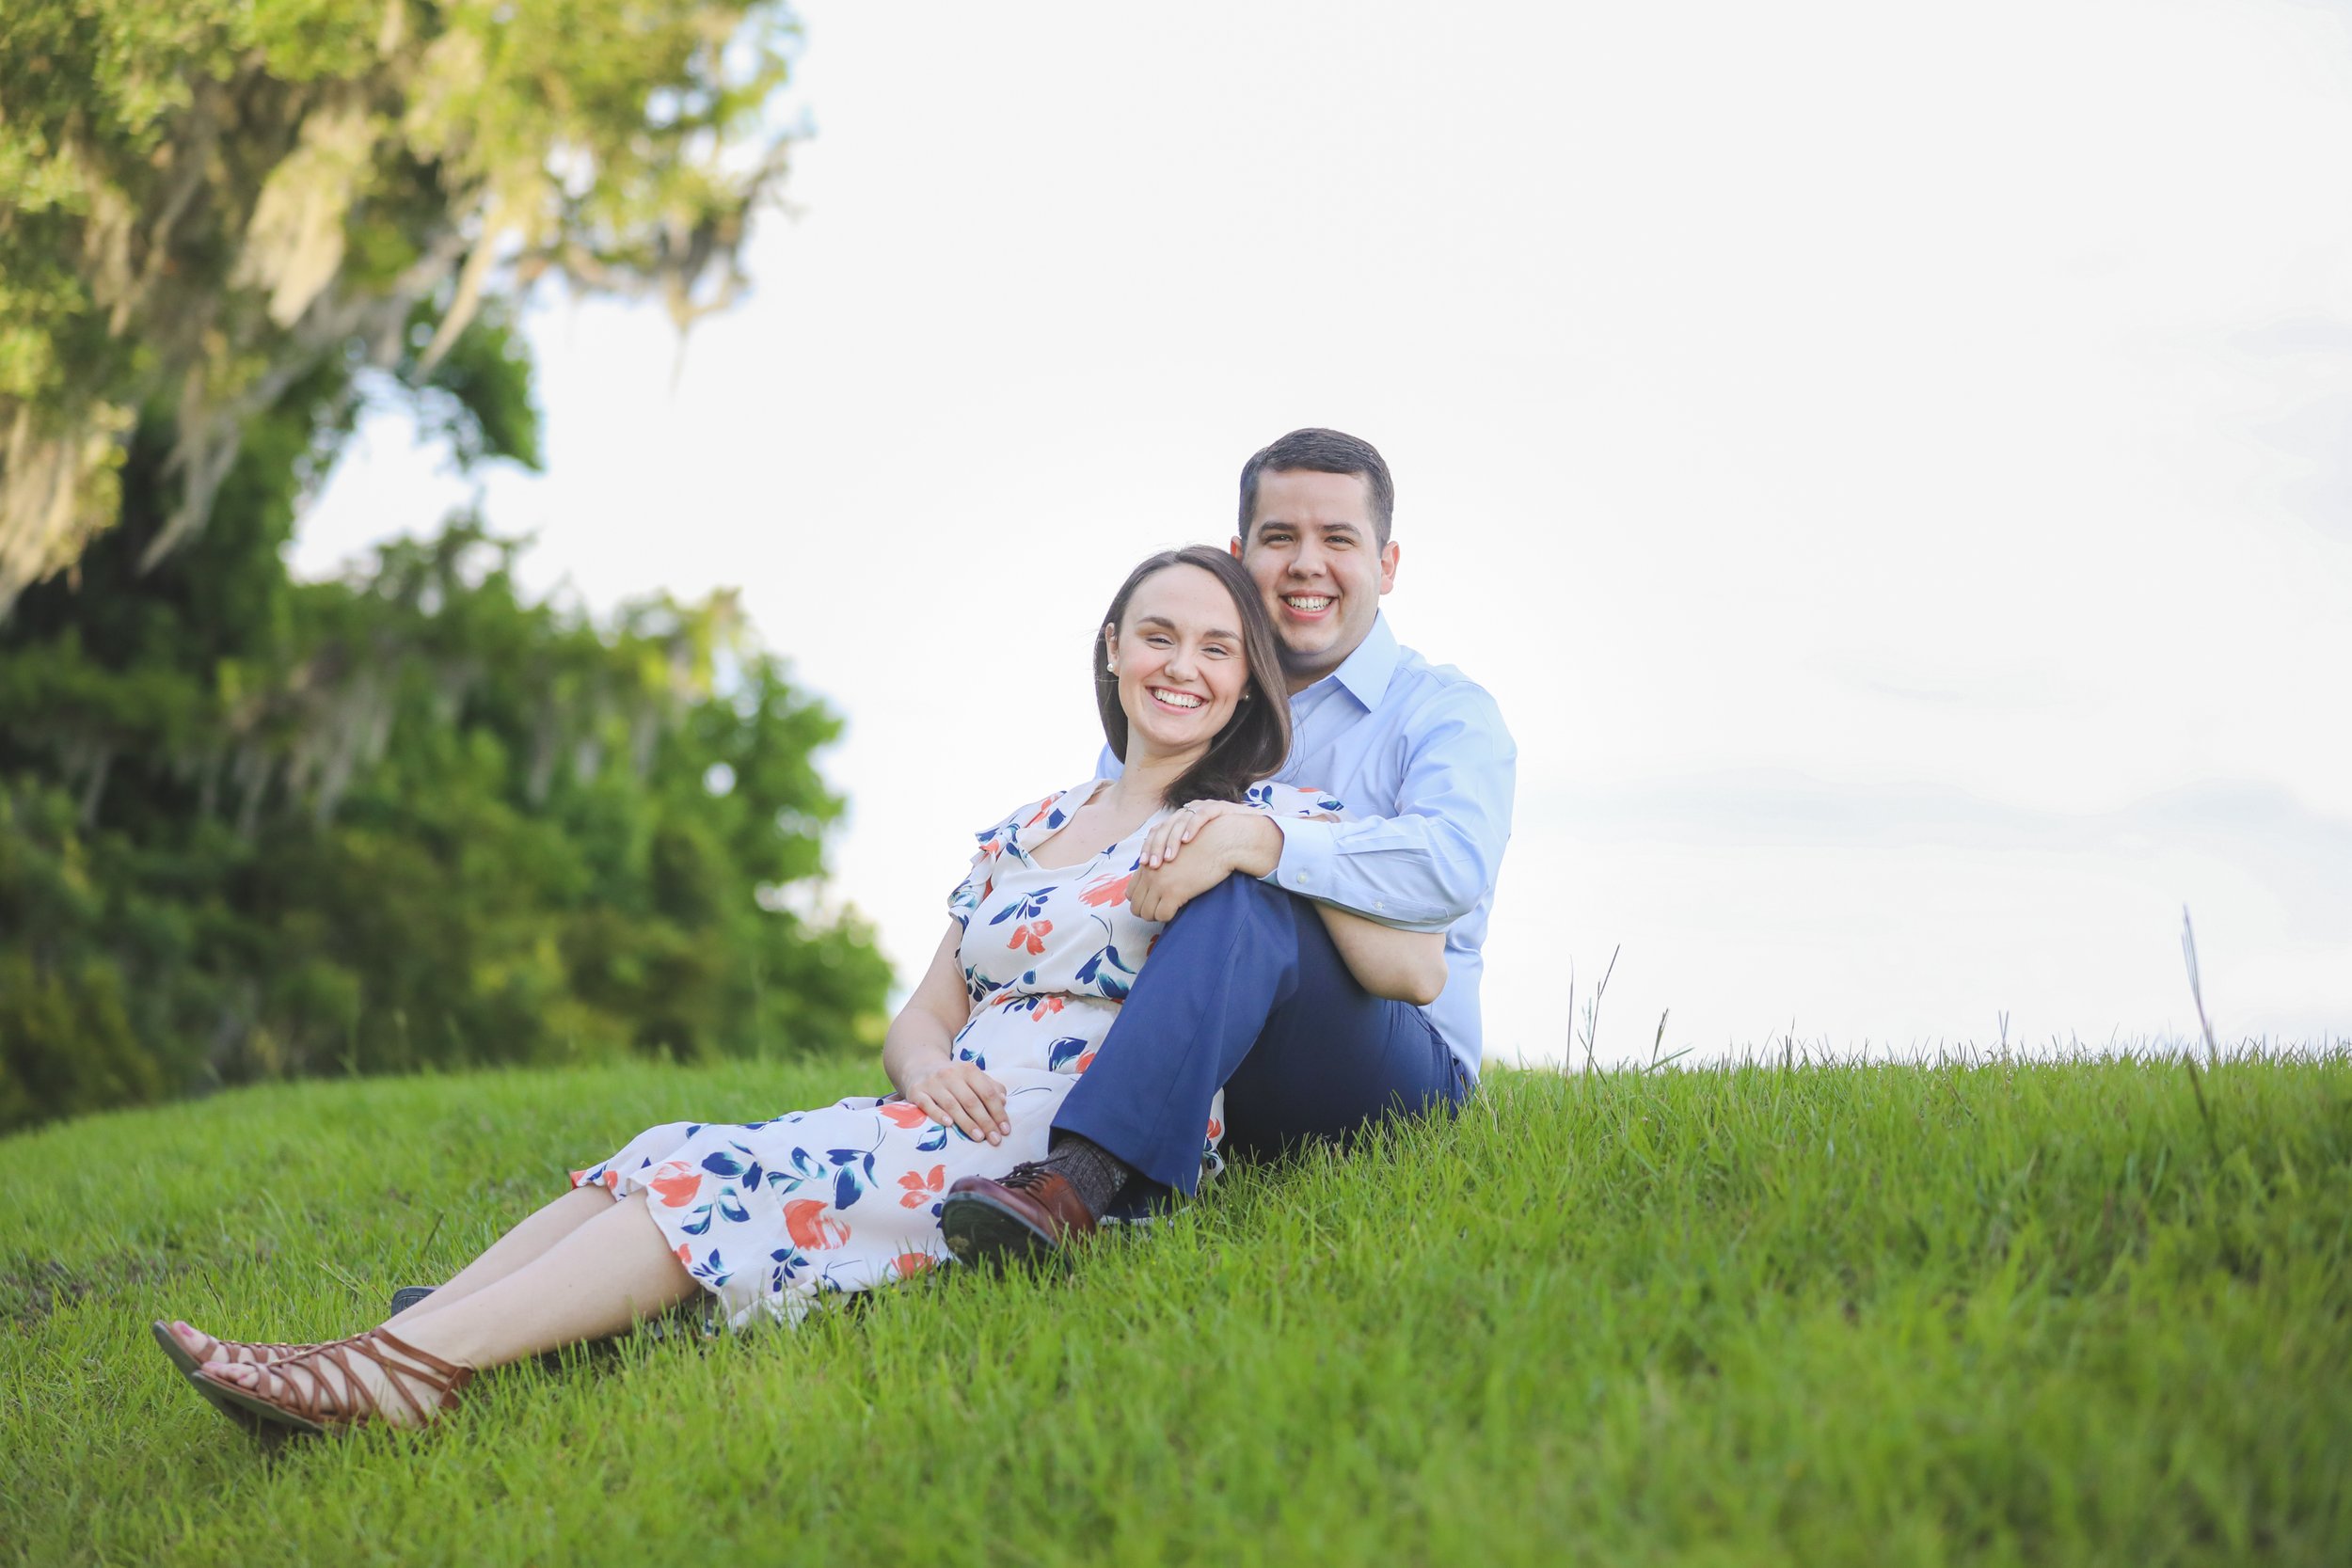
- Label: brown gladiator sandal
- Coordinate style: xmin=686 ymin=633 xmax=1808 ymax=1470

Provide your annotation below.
xmin=191 ymin=1328 xmax=473 ymax=1436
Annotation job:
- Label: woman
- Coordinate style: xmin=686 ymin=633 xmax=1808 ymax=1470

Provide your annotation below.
xmin=154 ymin=546 xmax=1445 ymax=1434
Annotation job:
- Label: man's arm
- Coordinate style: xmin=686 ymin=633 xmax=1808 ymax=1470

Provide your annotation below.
xmin=1126 ymin=683 xmax=1514 ymax=931
xmin=1263 ymin=684 xmax=1515 ymax=931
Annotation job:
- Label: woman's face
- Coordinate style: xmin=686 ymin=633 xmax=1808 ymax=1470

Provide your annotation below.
xmin=1104 ymin=563 xmax=1251 ymax=762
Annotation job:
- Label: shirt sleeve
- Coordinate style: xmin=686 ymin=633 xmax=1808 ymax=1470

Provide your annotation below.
xmin=1262 ymin=683 xmax=1516 ymax=931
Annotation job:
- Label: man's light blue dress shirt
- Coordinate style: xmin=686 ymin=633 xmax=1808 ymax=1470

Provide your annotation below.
xmin=1099 ymin=613 xmax=1516 ymax=1076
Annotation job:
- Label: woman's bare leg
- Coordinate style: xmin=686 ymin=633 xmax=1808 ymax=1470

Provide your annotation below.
xmin=165 ymin=1185 xmax=613 ymax=1366
xmin=390 ymin=1191 xmax=694 ymax=1370
xmin=383 ymin=1185 xmax=613 ymax=1330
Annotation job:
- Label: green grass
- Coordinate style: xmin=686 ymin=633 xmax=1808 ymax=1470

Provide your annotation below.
xmin=3 ymin=1050 xmax=2347 ymax=1566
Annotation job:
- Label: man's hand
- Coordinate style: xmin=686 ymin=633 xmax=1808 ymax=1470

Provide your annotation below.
xmin=900 ymin=1057 xmax=1011 ymax=1146
xmin=1128 ymin=811 xmax=1283 ymax=923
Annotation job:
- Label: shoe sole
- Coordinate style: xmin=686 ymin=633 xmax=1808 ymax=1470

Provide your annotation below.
xmin=939 ymin=1193 xmax=1066 ymax=1273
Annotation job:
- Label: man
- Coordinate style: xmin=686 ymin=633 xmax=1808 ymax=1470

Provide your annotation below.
xmin=940 ymin=428 xmax=1516 ymax=1261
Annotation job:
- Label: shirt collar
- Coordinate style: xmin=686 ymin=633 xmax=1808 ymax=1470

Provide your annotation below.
xmin=1306 ymin=612 xmax=1399 ymax=711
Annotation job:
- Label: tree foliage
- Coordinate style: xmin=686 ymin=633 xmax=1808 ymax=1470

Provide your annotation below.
xmin=0 ymin=0 xmax=796 ymax=614
xmin=0 ymin=349 xmax=890 ymax=1132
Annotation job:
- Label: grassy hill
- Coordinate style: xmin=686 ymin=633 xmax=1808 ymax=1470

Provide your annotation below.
xmin=3 ymin=1050 xmax=2346 ymax=1566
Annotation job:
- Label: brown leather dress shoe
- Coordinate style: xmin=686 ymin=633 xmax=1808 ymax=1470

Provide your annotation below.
xmin=940 ymin=1163 xmax=1099 ymax=1270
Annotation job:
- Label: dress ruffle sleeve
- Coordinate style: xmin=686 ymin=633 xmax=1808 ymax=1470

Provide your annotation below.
xmin=946 ymin=795 xmax=1046 ymax=926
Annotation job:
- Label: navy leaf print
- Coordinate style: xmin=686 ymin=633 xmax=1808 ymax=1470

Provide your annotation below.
xmin=834 ymin=1166 xmax=863 ymax=1210
xmin=701 ymin=1152 xmax=743 ymax=1177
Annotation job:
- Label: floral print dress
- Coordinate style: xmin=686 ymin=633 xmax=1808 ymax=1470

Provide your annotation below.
xmin=570 ymin=776 xmax=1343 ymax=1328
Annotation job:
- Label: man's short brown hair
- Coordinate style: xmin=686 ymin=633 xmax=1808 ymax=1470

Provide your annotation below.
xmin=1237 ymin=428 xmax=1394 ymax=547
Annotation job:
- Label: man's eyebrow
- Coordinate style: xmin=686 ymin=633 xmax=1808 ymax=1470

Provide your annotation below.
xmin=1251 ymin=517 xmax=1363 ymax=540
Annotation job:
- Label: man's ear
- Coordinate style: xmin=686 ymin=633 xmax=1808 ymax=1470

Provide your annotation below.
xmin=1377 ymin=540 xmax=1401 ymax=595
xmin=1228 ymin=534 xmax=1246 ymax=562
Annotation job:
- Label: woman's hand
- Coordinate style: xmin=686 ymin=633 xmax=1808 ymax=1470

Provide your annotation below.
xmin=1139 ymin=799 xmax=1252 ymax=868
xmin=900 ymin=1057 xmax=1011 ymax=1146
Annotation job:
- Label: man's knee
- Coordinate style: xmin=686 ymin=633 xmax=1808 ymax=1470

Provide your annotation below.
xmin=1160 ymin=867 xmax=1289 ymax=935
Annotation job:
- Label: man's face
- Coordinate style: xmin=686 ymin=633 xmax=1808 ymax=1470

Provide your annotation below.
xmin=1233 ymin=467 xmax=1400 ymax=691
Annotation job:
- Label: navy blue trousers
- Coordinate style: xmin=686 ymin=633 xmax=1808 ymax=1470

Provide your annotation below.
xmin=1054 ymin=873 xmax=1468 ymax=1195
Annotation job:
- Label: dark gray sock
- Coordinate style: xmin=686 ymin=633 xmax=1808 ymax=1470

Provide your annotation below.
xmin=1041 ymin=1132 xmax=1134 ymax=1218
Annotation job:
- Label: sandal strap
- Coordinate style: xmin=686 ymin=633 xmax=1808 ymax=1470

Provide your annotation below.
xmin=266 ymin=1339 xmax=377 ymax=1426
xmin=184 ymin=1328 xmax=324 ymax=1364
xmin=238 ymin=1326 xmax=469 ymax=1428
xmin=365 ymin=1329 xmax=473 ymax=1418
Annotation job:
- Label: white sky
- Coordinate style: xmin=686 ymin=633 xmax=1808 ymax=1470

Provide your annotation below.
xmin=294 ymin=0 xmax=2352 ymax=1065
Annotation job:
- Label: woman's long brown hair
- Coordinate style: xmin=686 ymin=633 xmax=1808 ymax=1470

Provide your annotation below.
xmin=1093 ymin=546 xmax=1291 ymax=805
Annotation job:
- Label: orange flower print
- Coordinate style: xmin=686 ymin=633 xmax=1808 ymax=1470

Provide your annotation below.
xmin=1073 ymin=1050 xmax=1097 ymax=1074
xmin=1204 ymin=1117 xmax=1223 ymax=1141
xmin=675 ymin=1243 xmax=693 ymax=1265
xmin=602 ymin=1169 xmax=621 ymax=1190
xmin=878 ymin=1101 xmax=930 ymax=1130
xmin=785 ymin=1198 xmax=851 ymax=1250
xmin=894 ymin=1253 xmax=937 ymax=1277
xmin=1079 ymin=872 xmax=1133 ymax=908
xmin=1008 ymin=918 xmax=1052 ymax=955
xmin=898 ymin=1164 xmax=946 ymax=1209
xmin=650 ymin=1164 xmax=704 ymax=1208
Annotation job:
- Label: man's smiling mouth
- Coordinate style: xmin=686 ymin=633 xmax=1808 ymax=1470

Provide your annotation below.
xmin=1282 ymin=594 xmax=1333 ymax=614
xmin=1147 ymin=687 xmax=1203 ymax=710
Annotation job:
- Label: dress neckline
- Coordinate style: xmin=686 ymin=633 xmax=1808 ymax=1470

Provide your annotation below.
xmin=1014 ymin=777 xmax=1168 ymax=872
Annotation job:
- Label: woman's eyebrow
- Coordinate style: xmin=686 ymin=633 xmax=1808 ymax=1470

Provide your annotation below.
xmin=1135 ymin=614 xmax=1240 ymax=641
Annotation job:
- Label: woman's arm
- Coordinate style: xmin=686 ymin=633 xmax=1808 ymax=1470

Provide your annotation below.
xmin=882 ymin=922 xmax=1011 ymax=1145
xmin=1315 ymin=906 xmax=1449 ymax=1006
